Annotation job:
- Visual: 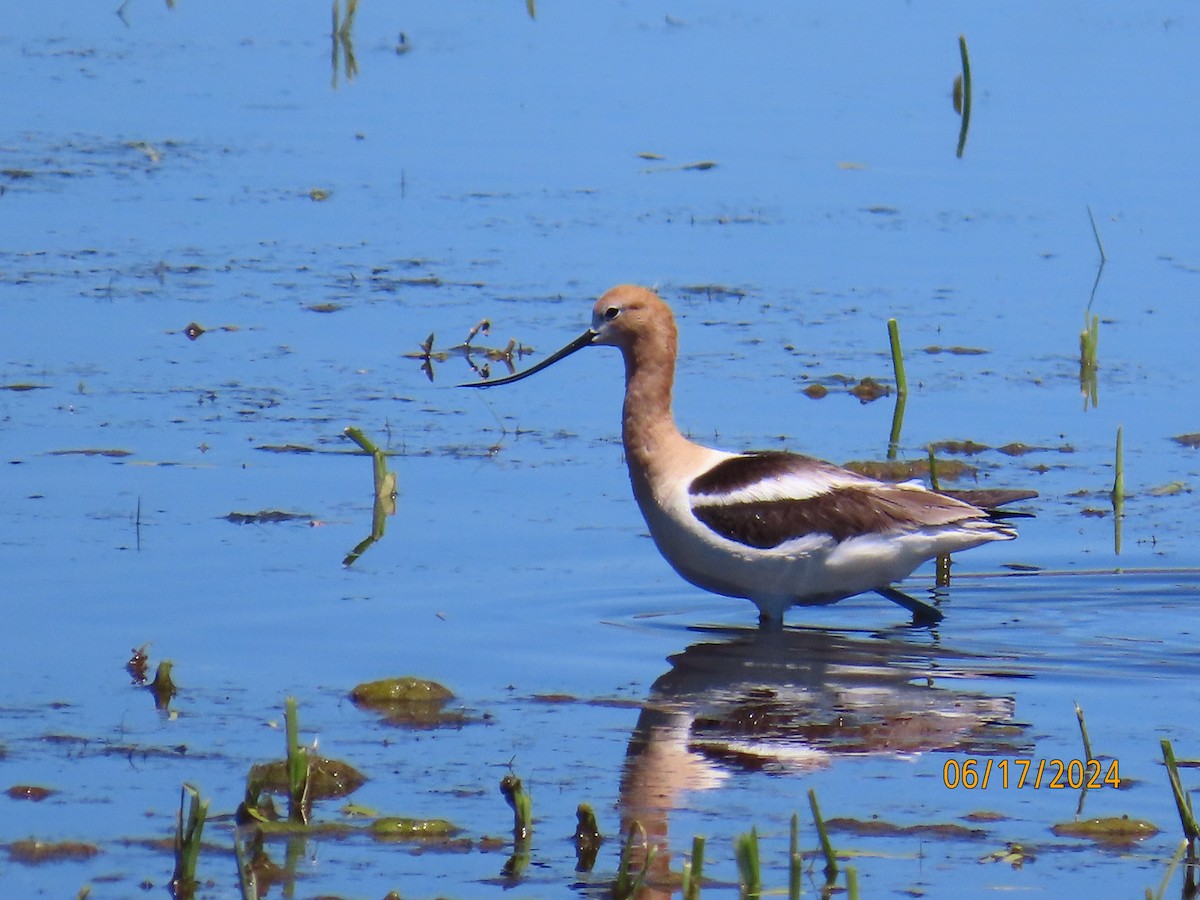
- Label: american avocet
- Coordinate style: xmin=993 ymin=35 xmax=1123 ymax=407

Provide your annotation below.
xmin=464 ymin=285 xmax=1032 ymax=626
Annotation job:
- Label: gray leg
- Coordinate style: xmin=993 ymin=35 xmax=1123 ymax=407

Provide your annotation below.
xmin=876 ymin=586 xmax=944 ymax=625
xmin=757 ymin=608 xmax=785 ymax=631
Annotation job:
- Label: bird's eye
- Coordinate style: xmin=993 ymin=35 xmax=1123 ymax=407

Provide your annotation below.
xmin=603 ymin=306 xmax=620 ymax=321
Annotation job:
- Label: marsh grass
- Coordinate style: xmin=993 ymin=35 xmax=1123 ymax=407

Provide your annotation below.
xmin=499 ymin=773 xmax=532 ymax=878
xmin=808 ymin=788 xmax=839 ymax=884
xmin=1160 ymin=740 xmax=1200 ymax=847
xmin=150 ymin=660 xmax=176 ymax=710
xmin=1075 ymin=701 xmax=1097 ymax=817
xmin=573 ymin=803 xmax=602 ymax=872
xmin=886 ymin=318 xmax=907 ymax=459
xmin=342 ymin=426 xmax=398 ymax=566
xmin=1080 ymin=312 xmax=1101 ymax=409
xmin=330 ymin=0 xmax=358 ymax=88
xmin=788 ymin=813 xmax=801 ymax=900
xmin=1112 ymin=427 xmax=1125 ymax=554
xmin=954 ymin=35 xmax=973 ymax=158
xmin=734 ymin=826 xmax=761 ymax=895
xmin=499 ymin=773 xmax=532 ymax=841
xmin=682 ymin=834 xmax=706 ymax=900
xmin=1146 ymin=839 xmax=1190 ymax=900
xmin=284 ymin=697 xmax=311 ymax=824
xmin=169 ymin=784 xmax=208 ymax=899
xmin=613 ymin=821 xmax=655 ymax=899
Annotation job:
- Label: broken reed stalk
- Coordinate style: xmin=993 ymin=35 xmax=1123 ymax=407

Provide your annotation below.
xmin=1080 ymin=314 xmax=1100 ymax=367
xmin=887 ymin=318 xmax=907 ymax=397
xmin=788 ymin=813 xmax=801 ymax=900
xmin=613 ymin=821 xmax=655 ymax=900
xmin=344 ymin=426 xmax=391 ymax=498
xmin=955 ymin=34 xmax=973 ymax=158
xmin=927 ymin=446 xmax=941 ymax=492
xmin=344 ymin=425 xmax=385 ymax=477
xmin=171 ymin=783 xmax=209 ymax=896
xmin=734 ymin=827 xmax=761 ymax=895
xmin=499 ymin=774 xmax=532 ymax=841
xmin=808 ymin=788 xmax=839 ymax=882
xmin=1112 ymin=426 xmax=1125 ymax=503
xmin=1087 ymin=204 xmax=1108 ymax=266
xmin=284 ymin=697 xmax=310 ymax=823
xmin=887 ymin=318 xmax=907 ymax=459
xmin=1160 ymin=740 xmax=1200 ymax=843
xmin=1080 ymin=313 xmax=1100 ymax=409
xmin=682 ymin=834 xmax=705 ymax=900
xmin=150 ymin=660 xmax=177 ymax=710
xmin=573 ymin=803 xmax=602 ymax=872
xmin=1074 ymin=701 xmax=1095 ymax=762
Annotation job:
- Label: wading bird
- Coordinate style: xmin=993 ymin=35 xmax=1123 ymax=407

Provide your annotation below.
xmin=462 ymin=285 xmax=1032 ymax=627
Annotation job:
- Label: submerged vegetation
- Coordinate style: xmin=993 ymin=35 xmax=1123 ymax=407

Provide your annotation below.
xmin=121 ymin=675 xmax=1197 ymax=897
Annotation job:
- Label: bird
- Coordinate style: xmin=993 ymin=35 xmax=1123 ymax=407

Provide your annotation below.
xmin=461 ymin=284 xmax=1032 ymax=627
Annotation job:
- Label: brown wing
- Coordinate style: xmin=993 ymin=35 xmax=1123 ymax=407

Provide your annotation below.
xmin=692 ymin=483 xmax=990 ymax=549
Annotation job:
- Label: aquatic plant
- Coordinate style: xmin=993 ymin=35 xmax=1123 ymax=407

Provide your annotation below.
xmin=734 ymin=826 xmax=761 ymax=895
xmin=613 ymin=821 xmax=656 ymax=899
xmin=1146 ymin=839 xmax=1190 ymax=900
xmin=499 ymin=773 xmax=532 ymax=879
xmin=284 ymin=697 xmax=310 ymax=824
xmin=342 ymin=427 xmax=398 ymax=567
xmin=1160 ymin=740 xmax=1200 ymax=850
xmin=406 ymin=319 xmax=533 ymax=382
xmin=955 ymin=35 xmax=973 ymax=158
xmin=1112 ymin=427 xmax=1126 ymax=553
xmin=170 ymin=784 xmax=208 ymax=899
xmin=887 ymin=318 xmax=907 ymax=459
xmin=1080 ymin=312 xmax=1100 ymax=409
xmin=573 ymin=803 xmax=602 ymax=872
xmin=808 ymin=788 xmax=839 ymax=883
xmin=499 ymin=773 xmax=532 ymax=840
xmin=150 ymin=660 xmax=176 ymax=711
xmin=681 ymin=834 xmax=706 ymax=900
xmin=330 ymin=0 xmax=358 ymax=87
xmin=788 ymin=814 xmax=801 ymax=900
xmin=1075 ymin=701 xmax=1095 ymax=763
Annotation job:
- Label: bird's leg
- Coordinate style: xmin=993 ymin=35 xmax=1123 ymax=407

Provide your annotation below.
xmin=757 ymin=608 xmax=785 ymax=631
xmin=876 ymin=586 xmax=944 ymax=626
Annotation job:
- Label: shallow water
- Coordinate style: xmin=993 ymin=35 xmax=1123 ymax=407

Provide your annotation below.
xmin=3 ymin=2 xmax=1199 ymax=898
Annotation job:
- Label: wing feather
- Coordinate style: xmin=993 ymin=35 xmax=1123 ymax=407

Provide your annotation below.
xmin=689 ymin=452 xmax=994 ymax=549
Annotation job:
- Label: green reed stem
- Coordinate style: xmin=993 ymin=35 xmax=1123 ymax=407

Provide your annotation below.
xmin=956 ymin=35 xmax=973 ymax=158
xmin=1161 ymin=740 xmax=1200 ymax=841
xmin=1112 ymin=426 xmax=1125 ymax=502
xmin=808 ymin=788 xmax=838 ymax=882
xmin=171 ymin=783 xmax=209 ymax=896
xmin=284 ymin=697 xmax=309 ymax=823
xmin=887 ymin=318 xmax=907 ymax=397
xmin=683 ymin=834 xmax=705 ymax=900
xmin=788 ymin=813 xmax=802 ymax=900
xmin=734 ymin=827 xmax=761 ymax=896
xmin=1074 ymin=701 xmax=1095 ymax=762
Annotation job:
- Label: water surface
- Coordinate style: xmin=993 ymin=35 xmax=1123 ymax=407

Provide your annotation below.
xmin=2 ymin=2 xmax=1199 ymax=897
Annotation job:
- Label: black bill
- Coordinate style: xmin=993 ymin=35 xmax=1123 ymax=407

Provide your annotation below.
xmin=458 ymin=328 xmax=597 ymax=388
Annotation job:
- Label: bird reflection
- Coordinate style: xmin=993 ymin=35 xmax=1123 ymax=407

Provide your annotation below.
xmin=619 ymin=626 xmax=1030 ymax=893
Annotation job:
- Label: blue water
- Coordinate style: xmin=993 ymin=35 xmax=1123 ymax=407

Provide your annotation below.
xmin=2 ymin=2 xmax=1199 ymax=897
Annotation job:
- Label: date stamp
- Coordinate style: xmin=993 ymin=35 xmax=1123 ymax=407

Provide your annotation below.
xmin=942 ymin=757 xmax=1121 ymax=790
